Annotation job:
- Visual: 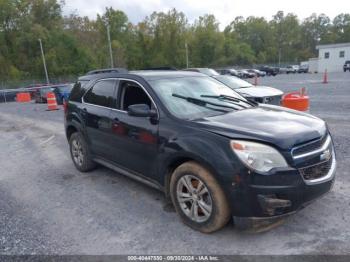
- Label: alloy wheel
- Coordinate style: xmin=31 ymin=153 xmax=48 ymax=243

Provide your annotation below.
xmin=72 ymin=139 xmax=84 ymax=166
xmin=176 ymin=175 xmax=213 ymax=223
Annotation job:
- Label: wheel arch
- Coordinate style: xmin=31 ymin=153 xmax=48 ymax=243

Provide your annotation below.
xmin=65 ymin=112 xmax=85 ymax=140
xmin=66 ymin=125 xmax=78 ymax=140
xmin=163 ymin=153 xmax=220 ymax=200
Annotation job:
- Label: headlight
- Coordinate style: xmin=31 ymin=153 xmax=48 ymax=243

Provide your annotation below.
xmin=231 ymin=140 xmax=288 ymax=173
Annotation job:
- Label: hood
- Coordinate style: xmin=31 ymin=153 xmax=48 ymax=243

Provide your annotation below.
xmin=236 ymin=86 xmax=283 ymax=98
xmin=194 ymin=104 xmax=327 ymax=150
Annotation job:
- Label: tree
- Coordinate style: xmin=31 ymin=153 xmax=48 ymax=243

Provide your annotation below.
xmin=301 ymin=13 xmax=331 ymax=55
xmin=0 ymin=1 xmax=349 ymax=84
xmin=190 ymin=14 xmax=224 ymax=67
xmin=332 ymin=13 xmax=350 ymax=43
xmin=270 ymin=11 xmax=301 ymax=64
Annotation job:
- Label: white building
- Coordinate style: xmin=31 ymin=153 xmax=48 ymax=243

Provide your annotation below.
xmin=307 ymin=58 xmax=319 ymax=73
xmin=316 ymin=42 xmax=350 ymax=73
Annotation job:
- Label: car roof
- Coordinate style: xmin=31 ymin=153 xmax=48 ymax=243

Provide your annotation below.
xmin=132 ymin=70 xmax=206 ymax=80
xmin=86 ymin=68 xmax=128 ymax=75
xmin=184 ymin=68 xmax=210 ymax=70
xmin=78 ymin=70 xmax=206 ymax=82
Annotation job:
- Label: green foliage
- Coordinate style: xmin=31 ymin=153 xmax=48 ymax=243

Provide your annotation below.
xmin=0 ymin=1 xmax=349 ymax=82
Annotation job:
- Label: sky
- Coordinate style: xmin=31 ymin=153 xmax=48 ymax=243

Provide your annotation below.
xmin=63 ymin=0 xmax=345 ymax=29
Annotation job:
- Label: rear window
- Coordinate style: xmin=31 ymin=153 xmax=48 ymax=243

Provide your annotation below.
xmin=83 ymin=79 xmax=117 ymax=108
xmin=69 ymin=82 xmax=90 ymax=102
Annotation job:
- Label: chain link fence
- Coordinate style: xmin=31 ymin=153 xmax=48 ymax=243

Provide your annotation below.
xmin=0 ymin=76 xmax=77 ymax=90
xmin=0 ymin=76 xmax=77 ymax=103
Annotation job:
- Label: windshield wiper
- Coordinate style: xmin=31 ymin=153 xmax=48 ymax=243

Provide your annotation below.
xmin=200 ymin=94 xmax=258 ymax=107
xmin=172 ymin=93 xmax=240 ymax=112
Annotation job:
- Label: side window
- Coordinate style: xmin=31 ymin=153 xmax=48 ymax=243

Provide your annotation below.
xmin=324 ymin=52 xmax=330 ymax=59
xmin=119 ymin=81 xmax=152 ymax=111
xmin=340 ymin=51 xmax=345 ymax=58
xmin=84 ymin=79 xmax=117 ymax=108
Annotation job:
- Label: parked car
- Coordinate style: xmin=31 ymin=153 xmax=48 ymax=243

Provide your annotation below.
xmin=33 ymin=86 xmax=54 ymax=103
xmin=52 ymin=84 xmax=73 ymax=105
xmin=212 ymin=75 xmax=283 ymax=105
xmin=183 ymin=68 xmax=219 ymax=76
xmin=237 ymin=69 xmax=254 ymax=78
xmin=258 ymin=66 xmax=278 ymax=76
xmin=298 ymin=64 xmax=309 ymax=73
xmin=286 ymin=65 xmax=299 ymax=74
xmin=65 ymin=70 xmax=336 ymax=233
xmin=246 ymin=69 xmax=266 ymax=77
xmin=344 ymin=61 xmax=350 ymax=72
xmin=0 ymin=89 xmax=17 ymax=103
xmin=216 ymin=68 xmax=240 ymax=78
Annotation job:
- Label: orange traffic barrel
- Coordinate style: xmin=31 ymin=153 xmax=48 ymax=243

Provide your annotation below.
xmin=46 ymin=92 xmax=59 ymax=111
xmin=282 ymin=89 xmax=309 ymax=111
xmin=16 ymin=92 xmax=31 ymax=102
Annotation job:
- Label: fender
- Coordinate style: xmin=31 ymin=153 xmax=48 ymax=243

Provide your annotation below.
xmin=65 ymin=110 xmax=91 ymax=145
xmin=158 ymin=132 xmax=237 ymax=197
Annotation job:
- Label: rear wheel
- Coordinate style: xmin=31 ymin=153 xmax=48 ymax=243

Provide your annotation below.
xmin=69 ymin=132 xmax=96 ymax=172
xmin=170 ymin=162 xmax=231 ymax=233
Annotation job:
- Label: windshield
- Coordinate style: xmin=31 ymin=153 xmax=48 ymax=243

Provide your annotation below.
xmin=213 ymin=75 xmax=252 ymax=89
xmin=149 ymin=76 xmax=249 ymax=120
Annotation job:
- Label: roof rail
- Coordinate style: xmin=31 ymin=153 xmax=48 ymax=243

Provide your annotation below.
xmin=141 ymin=67 xmax=178 ymax=71
xmin=86 ymin=68 xmax=128 ymax=75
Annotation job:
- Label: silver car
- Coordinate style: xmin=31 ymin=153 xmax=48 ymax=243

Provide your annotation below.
xmin=212 ymin=75 xmax=284 ymax=105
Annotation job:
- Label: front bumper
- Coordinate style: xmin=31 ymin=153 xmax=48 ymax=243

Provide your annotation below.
xmin=228 ymin=154 xmax=336 ymax=223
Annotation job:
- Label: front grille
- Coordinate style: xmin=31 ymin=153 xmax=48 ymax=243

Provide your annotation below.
xmin=299 ymin=156 xmax=332 ymax=180
xmin=292 ymin=135 xmax=328 ymax=157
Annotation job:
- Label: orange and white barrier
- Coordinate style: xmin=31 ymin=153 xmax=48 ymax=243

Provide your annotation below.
xmin=282 ymin=88 xmax=309 ymax=112
xmin=253 ymin=74 xmax=258 ymax=85
xmin=323 ymin=69 xmax=328 ymax=84
xmin=46 ymin=92 xmax=59 ymax=111
xmin=16 ymin=92 xmax=31 ymax=102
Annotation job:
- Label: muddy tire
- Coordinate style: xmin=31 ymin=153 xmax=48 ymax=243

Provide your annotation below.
xmin=69 ymin=132 xmax=96 ymax=172
xmin=170 ymin=161 xmax=231 ymax=233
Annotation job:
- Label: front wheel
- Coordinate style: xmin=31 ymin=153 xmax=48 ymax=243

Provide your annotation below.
xmin=170 ymin=162 xmax=231 ymax=233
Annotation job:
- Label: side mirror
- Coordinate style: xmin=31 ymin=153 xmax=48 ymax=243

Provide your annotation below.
xmin=127 ymin=104 xmax=157 ymax=118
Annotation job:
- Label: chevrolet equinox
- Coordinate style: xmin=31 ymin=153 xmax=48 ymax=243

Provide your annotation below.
xmin=65 ymin=70 xmax=336 ymax=233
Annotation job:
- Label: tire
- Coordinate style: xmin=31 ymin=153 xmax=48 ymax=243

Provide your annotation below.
xmin=170 ymin=161 xmax=231 ymax=233
xmin=69 ymin=132 xmax=96 ymax=172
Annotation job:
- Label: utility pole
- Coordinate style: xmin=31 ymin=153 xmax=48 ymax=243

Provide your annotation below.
xmin=107 ymin=24 xmax=114 ymax=68
xmin=185 ymin=42 xmax=189 ymax=68
xmin=38 ymin=38 xmax=49 ymax=84
xmin=278 ymin=47 xmax=281 ymax=66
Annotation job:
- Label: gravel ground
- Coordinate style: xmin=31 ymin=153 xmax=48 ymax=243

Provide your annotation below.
xmin=0 ymin=72 xmax=349 ymax=255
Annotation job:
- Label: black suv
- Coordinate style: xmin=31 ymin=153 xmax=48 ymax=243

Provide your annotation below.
xmin=259 ymin=66 xmax=279 ymax=76
xmin=65 ymin=70 xmax=336 ymax=233
xmin=344 ymin=61 xmax=350 ymax=72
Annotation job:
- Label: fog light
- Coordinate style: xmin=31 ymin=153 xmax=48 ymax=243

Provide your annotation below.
xmin=257 ymin=195 xmax=292 ymax=216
